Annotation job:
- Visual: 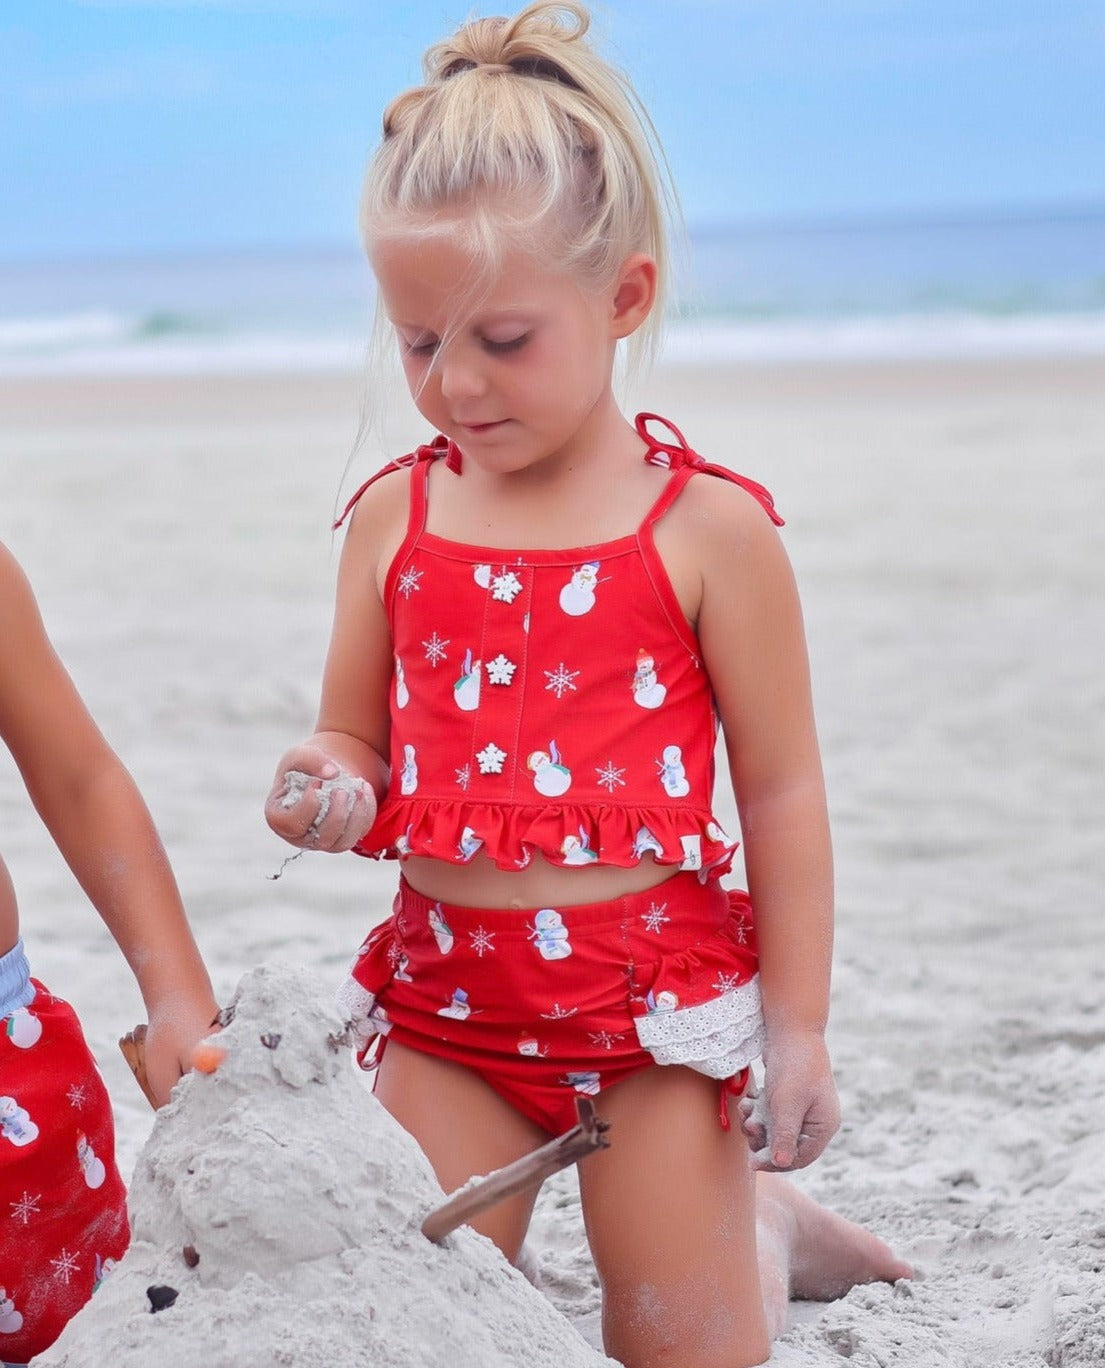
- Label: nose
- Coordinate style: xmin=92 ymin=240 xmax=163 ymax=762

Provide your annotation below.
xmin=437 ymin=345 xmax=487 ymax=402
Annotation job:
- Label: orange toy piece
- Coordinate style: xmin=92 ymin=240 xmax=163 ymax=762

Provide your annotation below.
xmin=191 ymin=1042 xmax=227 ymax=1074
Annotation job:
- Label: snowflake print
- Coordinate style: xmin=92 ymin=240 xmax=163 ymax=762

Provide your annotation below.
xmin=544 ymin=662 xmax=580 ymax=699
xmin=397 ymin=566 xmax=423 ymax=598
xmin=588 ymin=1029 xmax=625 ymax=1051
xmin=455 ymin=763 xmax=471 ymax=791
xmin=491 ymin=570 xmax=523 ymax=604
xmin=641 ymin=901 xmax=671 ymax=934
xmin=66 ymin=1082 xmax=88 ymax=1109
xmin=468 ymin=926 xmax=496 ymax=957
xmin=10 ymin=1191 xmax=40 ymax=1226
xmin=713 ymin=971 xmax=742 ymax=994
xmin=595 ymin=760 xmax=627 ymax=793
xmin=51 ymin=1248 xmax=82 ymax=1285
xmin=486 ymin=653 xmax=517 ymax=686
xmin=422 ymin=631 xmax=449 ymax=666
xmin=540 ymin=1002 xmax=579 ymax=1020
xmin=476 ymin=743 xmax=507 ymax=775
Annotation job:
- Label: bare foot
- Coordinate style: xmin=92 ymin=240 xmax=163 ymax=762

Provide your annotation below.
xmin=756 ymin=1172 xmax=912 ymax=1305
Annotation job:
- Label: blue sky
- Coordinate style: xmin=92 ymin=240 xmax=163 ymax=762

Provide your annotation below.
xmin=1 ymin=0 xmax=1102 ymax=261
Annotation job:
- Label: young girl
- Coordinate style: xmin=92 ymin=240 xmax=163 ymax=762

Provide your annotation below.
xmin=266 ymin=5 xmax=909 ymax=1363
xmin=0 ymin=542 xmax=217 ymax=1367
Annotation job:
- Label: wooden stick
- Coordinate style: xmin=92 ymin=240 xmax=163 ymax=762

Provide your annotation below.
xmin=119 ymin=1023 xmax=159 ymax=1109
xmin=421 ymin=1097 xmax=611 ymax=1243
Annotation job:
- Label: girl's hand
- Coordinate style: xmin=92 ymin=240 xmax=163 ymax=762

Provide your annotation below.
xmin=740 ymin=1029 xmax=840 ymax=1172
xmin=264 ymin=745 xmax=377 ymax=853
xmin=142 ymin=995 xmax=221 ymax=1109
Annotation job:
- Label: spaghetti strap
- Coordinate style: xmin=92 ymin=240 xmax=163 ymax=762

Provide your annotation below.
xmin=332 ymin=436 xmax=451 ymax=531
xmin=635 ymin=412 xmax=784 ymax=527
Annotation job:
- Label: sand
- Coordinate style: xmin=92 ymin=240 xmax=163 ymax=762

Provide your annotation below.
xmin=35 ymin=963 xmax=616 ymax=1368
xmin=2 ymin=355 xmax=1103 ymax=1365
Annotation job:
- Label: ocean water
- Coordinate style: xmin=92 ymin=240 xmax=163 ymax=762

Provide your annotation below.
xmin=0 ymin=207 xmax=1102 ymax=375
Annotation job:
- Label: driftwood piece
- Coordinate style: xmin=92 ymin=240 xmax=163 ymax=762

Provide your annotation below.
xmin=421 ymin=1097 xmax=611 ymax=1243
xmin=119 ymin=1023 xmax=158 ymax=1109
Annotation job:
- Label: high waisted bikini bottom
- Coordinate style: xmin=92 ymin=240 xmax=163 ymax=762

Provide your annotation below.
xmin=338 ymin=872 xmax=764 ymax=1135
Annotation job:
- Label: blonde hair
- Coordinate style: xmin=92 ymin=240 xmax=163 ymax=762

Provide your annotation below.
xmin=360 ymin=2 xmax=676 ymax=365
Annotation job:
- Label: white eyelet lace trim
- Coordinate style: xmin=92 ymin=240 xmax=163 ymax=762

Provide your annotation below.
xmin=634 ymin=975 xmax=765 ymax=1079
xmin=336 ymin=977 xmax=381 ymax=1047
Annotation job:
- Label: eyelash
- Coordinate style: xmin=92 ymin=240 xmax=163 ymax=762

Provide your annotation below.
xmin=402 ymin=334 xmax=530 ymax=359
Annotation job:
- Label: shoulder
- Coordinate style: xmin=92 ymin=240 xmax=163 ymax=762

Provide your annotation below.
xmin=667 ymin=465 xmax=786 ymax=564
xmin=338 ymin=460 xmax=418 ymax=582
xmin=340 ymin=460 xmax=415 ymax=533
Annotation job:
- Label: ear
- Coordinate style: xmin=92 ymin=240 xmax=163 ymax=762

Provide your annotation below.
xmin=609 ymin=253 xmax=658 ymax=339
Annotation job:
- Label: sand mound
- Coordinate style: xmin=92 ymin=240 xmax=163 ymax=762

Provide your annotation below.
xmin=37 ymin=964 xmax=617 ymax=1368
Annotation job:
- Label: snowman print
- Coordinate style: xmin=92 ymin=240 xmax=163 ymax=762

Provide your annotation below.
xmin=563 ymin=1071 xmax=601 ymax=1096
xmin=394 ymin=655 xmax=410 ymax=709
xmin=93 ymin=1253 xmax=119 ymax=1293
xmin=428 ymin=902 xmax=455 ymax=954
xmin=517 ymin=1033 xmax=549 ymax=1058
xmin=0 ymin=1095 xmax=38 ymax=1147
xmin=560 ymin=829 xmax=599 ymax=865
xmin=631 ymin=648 xmax=667 ymax=709
xmin=438 ymin=988 xmax=473 ymax=1020
xmin=645 ymin=988 xmax=680 ymax=1014
xmin=77 ymin=1132 xmax=107 ymax=1189
xmin=453 ymin=649 xmax=482 ymax=712
xmin=559 ymin=562 xmax=602 ymax=617
xmin=4 ymin=1005 xmax=42 ymax=1049
xmin=0 ymin=1287 xmax=22 ymax=1336
xmin=529 ymin=909 xmax=572 ymax=960
xmin=632 ymin=826 xmax=665 ymax=860
xmin=473 ymin=564 xmax=492 ymax=589
xmin=399 ymin=743 xmax=419 ymax=795
xmin=528 ymin=740 xmax=572 ymax=797
xmin=656 ymin=744 xmax=690 ymax=798
xmin=457 ymin=827 xmax=484 ymax=862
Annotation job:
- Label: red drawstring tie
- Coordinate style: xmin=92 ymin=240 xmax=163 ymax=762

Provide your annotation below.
xmin=635 ymin=412 xmax=784 ymax=527
xmin=718 ymin=1067 xmax=751 ymax=1131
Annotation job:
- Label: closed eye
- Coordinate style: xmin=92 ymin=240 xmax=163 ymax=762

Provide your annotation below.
xmin=483 ymin=333 xmax=530 ymax=355
xmin=402 ymin=337 xmax=439 ymax=358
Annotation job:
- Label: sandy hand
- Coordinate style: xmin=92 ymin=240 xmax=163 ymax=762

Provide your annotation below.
xmin=740 ymin=1030 xmax=840 ymax=1172
xmin=265 ymin=752 xmax=376 ymax=853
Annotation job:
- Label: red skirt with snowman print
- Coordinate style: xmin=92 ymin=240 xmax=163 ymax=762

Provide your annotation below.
xmin=1 ymin=958 xmax=128 ymax=1364
xmin=338 ymin=872 xmax=764 ymax=1134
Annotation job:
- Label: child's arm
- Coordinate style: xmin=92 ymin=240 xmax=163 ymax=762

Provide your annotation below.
xmin=0 ymin=544 xmax=217 ymax=1106
xmin=693 ymin=482 xmax=841 ymax=1172
xmin=264 ymin=474 xmax=399 ymax=852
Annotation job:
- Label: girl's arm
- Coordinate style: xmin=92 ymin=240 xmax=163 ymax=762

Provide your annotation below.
xmin=0 ymin=544 xmax=217 ymax=1106
xmin=691 ymin=482 xmax=841 ymax=1171
xmin=264 ymin=473 xmax=401 ymax=852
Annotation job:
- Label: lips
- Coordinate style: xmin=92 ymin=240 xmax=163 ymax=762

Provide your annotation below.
xmin=457 ymin=419 xmax=508 ymax=434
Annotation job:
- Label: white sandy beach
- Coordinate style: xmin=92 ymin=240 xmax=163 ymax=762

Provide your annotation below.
xmin=2 ymin=355 xmax=1104 ymax=1365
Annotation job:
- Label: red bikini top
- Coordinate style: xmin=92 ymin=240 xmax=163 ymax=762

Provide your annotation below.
xmin=339 ymin=414 xmax=781 ymax=873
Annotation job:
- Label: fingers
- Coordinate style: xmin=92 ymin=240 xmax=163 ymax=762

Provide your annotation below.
xmin=265 ymin=756 xmax=376 ymax=852
xmin=750 ymin=1081 xmax=841 ymax=1173
xmin=738 ymin=1082 xmax=768 ymax=1154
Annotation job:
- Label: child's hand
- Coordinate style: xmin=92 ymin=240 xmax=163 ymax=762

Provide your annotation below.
xmin=264 ymin=747 xmax=377 ymax=853
xmin=740 ymin=1029 xmax=840 ymax=1172
xmin=142 ymin=997 xmax=221 ymax=1108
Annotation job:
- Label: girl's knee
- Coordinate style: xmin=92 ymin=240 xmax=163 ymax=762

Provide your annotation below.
xmin=601 ymin=1284 xmax=769 ymax=1368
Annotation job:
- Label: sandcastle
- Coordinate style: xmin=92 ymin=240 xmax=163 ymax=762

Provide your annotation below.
xmin=37 ymin=964 xmax=616 ymax=1368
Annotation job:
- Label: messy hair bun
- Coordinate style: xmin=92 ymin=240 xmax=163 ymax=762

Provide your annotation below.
xmin=362 ymin=2 xmax=675 ymax=357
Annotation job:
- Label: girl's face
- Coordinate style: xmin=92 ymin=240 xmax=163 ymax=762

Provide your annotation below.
xmin=372 ymin=231 xmax=628 ymax=476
